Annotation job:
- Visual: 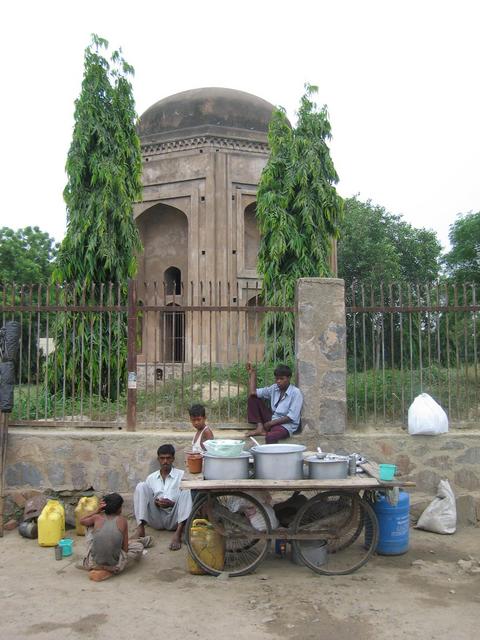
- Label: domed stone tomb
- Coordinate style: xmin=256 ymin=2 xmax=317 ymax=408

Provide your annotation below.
xmin=134 ymin=88 xmax=274 ymax=369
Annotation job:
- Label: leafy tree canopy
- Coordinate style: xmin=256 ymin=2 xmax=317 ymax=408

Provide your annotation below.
xmin=443 ymin=211 xmax=480 ymax=283
xmin=256 ymin=84 xmax=343 ymax=358
xmin=52 ymin=34 xmax=142 ymax=286
xmin=49 ymin=35 xmax=142 ymax=400
xmin=338 ymin=197 xmax=442 ymax=285
xmin=0 ymin=226 xmax=58 ymax=284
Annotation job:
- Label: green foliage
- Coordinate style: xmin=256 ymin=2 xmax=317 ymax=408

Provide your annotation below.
xmin=49 ymin=35 xmax=142 ymax=400
xmin=256 ymin=84 xmax=344 ymax=358
xmin=338 ymin=197 xmax=442 ymax=285
xmin=443 ymin=211 xmax=480 ymax=283
xmin=0 ymin=226 xmax=58 ymax=284
xmin=347 ymin=365 xmax=477 ymax=424
xmin=53 ymin=34 xmax=142 ymax=285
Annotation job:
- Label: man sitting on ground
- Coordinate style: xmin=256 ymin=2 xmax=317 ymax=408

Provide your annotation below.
xmin=133 ymin=444 xmax=192 ymax=550
xmin=246 ymin=362 xmax=303 ymax=444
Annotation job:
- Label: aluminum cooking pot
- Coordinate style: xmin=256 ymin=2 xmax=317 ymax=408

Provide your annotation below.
xmin=305 ymin=456 xmax=348 ymax=480
xmin=202 ymin=451 xmax=250 ymax=480
xmin=251 ymin=444 xmax=306 ymax=480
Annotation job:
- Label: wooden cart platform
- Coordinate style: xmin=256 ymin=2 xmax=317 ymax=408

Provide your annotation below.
xmin=182 ymin=457 xmax=414 ymax=578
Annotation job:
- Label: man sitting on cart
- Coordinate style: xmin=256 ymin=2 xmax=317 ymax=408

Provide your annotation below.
xmin=246 ymin=362 xmax=303 ymax=444
xmin=133 ymin=444 xmax=192 ymax=550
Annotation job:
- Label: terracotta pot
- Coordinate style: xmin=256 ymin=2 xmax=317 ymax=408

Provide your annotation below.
xmin=186 ymin=453 xmax=203 ymax=474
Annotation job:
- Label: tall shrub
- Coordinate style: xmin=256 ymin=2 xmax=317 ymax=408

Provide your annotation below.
xmin=49 ymin=35 xmax=142 ymax=400
xmin=256 ymin=84 xmax=343 ymax=359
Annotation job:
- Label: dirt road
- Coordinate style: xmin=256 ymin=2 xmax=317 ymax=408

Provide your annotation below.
xmin=0 ymin=525 xmax=478 ymax=640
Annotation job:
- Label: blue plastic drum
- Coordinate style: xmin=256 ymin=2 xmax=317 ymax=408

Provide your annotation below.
xmin=367 ymin=491 xmax=410 ymax=555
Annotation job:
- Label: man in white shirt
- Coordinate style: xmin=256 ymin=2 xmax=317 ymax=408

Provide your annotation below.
xmin=133 ymin=444 xmax=192 ymax=550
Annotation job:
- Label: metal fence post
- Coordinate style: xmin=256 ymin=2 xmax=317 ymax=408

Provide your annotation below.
xmin=127 ymin=279 xmax=137 ymax=431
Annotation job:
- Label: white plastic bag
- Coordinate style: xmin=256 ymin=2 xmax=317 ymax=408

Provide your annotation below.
xmin=416 ymin=479 xmax=456 ymax=534
xmin=408 ymin=393 xmax=448 ymax=435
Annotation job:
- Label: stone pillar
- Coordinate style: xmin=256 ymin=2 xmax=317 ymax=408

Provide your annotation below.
xmin=295 ymin=278 xmax=346 ymax=435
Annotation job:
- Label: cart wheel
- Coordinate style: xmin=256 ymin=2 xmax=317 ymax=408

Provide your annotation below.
xmin=291 ymin=491 xmax=378 ymax=575
xmin=186 ymin=491 xmax=271 ymax=577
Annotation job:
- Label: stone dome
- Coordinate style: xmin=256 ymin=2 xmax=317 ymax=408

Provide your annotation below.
xmin=138 ymin=87 xmax=275 ymax=139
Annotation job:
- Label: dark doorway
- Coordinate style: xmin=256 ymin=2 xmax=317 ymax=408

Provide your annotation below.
xmin=163 ymin=303 xmax=185 ymax=362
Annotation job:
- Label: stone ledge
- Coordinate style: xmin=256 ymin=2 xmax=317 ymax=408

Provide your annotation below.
xmin=5 ymin=427 xmax=480 ymax=499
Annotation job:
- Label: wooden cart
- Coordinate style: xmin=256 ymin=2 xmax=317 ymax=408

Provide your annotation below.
xmin=181 ymin=460 xmax=414 ymax=577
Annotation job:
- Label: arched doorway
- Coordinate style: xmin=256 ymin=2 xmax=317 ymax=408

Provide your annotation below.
xmin=164 ymin=266 xmax=182 ymax=295
xmin=163 ymin=303 xmax=185 ymax=363
xmin=244 ymin=202 xmax=260 ymax=270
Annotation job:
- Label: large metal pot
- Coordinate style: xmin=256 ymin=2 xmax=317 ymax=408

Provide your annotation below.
xmin=202 ymin=451 xmax=250 ymax=480
xmin=305 ymin=456 xmax=348 ymax=480
xmin=251 ymin=444 xmax=306 ymax=480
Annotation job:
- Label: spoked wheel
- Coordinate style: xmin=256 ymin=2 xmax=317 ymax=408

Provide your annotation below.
xmin=186 ymin=491 xmax=271 ymax=577
xmin=291 ymin=491 xmax=378 ymax=575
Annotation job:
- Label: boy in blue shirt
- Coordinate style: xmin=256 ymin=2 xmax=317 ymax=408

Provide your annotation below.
xmin=246 ymin=362 xmax=303 ymax=443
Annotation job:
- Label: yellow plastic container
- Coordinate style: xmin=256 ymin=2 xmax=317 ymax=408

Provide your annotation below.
xmin=186 ymin=519 xmax=225 ymax=575
xmin=38 ymin=499 xmax=65 ymax=547
xmin=74 ymin=496 xmax=100 ymax=536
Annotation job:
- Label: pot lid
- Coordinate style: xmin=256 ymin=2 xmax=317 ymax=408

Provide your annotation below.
xmin=251 ymin=444 xmax=306 ymax=454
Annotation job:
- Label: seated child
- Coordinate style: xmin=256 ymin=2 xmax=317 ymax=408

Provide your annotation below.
xmin=79 ymin=492 xmax=152 ymax=581
xmin=189 ymin=404 xmax=214 ymax=452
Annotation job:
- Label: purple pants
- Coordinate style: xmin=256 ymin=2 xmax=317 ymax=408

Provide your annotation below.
xmin=247 ymin=396 xmax=290 ymax=444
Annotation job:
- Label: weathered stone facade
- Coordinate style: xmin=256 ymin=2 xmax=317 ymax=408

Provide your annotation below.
xmin=134 ymin=88 xmax=272 ymax=366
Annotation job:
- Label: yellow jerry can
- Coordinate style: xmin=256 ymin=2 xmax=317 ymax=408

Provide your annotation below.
xmin=38 ymin=499 xmax=65 ymax=547
xmin=74 ymin=496 xmax=100 ymax=536
xmin=186 ymin=519 xmax=225 ymax=575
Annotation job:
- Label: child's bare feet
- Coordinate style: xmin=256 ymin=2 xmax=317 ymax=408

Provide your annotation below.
xmin=89 ymin=569 xmax=113 ymax=582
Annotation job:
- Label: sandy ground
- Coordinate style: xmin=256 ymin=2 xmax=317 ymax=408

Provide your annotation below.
xmin=0 ymin=524 xmax=479 ymax=640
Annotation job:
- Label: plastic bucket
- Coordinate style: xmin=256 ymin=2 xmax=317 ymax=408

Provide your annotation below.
xmin=58 ymin=538 xmax=74 ymax=557
xmin=291 ymin=540 xmax=327 ymax=567
xmin=379 ymin=464 xmax=397 ymax=482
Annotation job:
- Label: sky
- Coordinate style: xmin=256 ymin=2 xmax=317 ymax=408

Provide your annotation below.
xmin=1 ymin=0 xmax=479 ymax=251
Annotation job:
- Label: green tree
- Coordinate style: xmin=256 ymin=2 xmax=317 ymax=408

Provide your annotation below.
xmin=338 ymin=197 xmax=442 ymax=286
xmin=339 ymin=198 xmax=442 ymax=377
xmin=0 ymin=226 xmax=58 ymax=284
xmin=256 ymin=84 xmax=344 ymax=359
xmin=443 ymin=211 xmax=480 ymax=283
xmin=0 ymin=227 xmax=58 ymax=385
xmin=49 ymin=35 xmax=142 ymax=401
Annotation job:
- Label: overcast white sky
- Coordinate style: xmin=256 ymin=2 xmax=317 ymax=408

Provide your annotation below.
xmin=1 ymin=0 xmax=478 ymax=251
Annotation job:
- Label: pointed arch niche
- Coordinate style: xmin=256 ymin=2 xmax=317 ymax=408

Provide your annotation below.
xmin=136 ymin=203 xmax=188 ymax=286
xmin=136 ymin=203 xmax=188 ymax=363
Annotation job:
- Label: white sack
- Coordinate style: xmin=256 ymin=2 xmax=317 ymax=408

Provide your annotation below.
xmin=416 ymin=479 xmax=456 ymax=534
xmin=408 ymin=393 xmax=449 ymax=435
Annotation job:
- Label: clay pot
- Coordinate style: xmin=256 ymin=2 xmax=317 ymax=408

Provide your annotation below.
xmin=186 ymin=452 xmax=203 ymax=474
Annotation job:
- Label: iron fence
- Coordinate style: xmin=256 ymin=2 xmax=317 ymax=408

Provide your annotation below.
xmin=2 ymin=279 xmax=478 ymax=429
xmin=346 ymin=281 xmax=479 ymax=426
xmin=0 ymin=281 xmax=295 ymax=427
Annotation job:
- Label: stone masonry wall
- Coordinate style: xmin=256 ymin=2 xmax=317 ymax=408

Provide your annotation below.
xmin=5 ymin=428 xmax=480 ymax=498
xmin=296 ymin=278 xmax=346 ymax=435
